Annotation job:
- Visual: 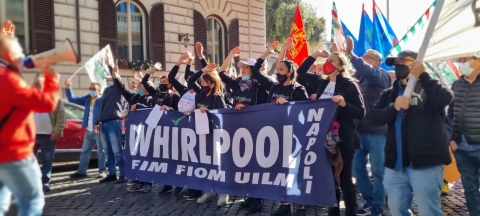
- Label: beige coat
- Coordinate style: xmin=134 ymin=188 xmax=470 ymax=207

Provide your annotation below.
xmin=48 ymin=99 xmax=66 ymax=137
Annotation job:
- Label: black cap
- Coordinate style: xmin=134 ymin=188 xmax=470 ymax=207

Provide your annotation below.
xmin=385 ymin=50 xmax=418 ymax=66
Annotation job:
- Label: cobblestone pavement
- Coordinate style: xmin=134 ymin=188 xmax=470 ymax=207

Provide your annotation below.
xmin=32 ymin=169 xmax=468 ymax=216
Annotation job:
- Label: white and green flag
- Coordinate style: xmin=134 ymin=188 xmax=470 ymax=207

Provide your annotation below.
xmin=84 ymin=45 xmax=114 ymax=91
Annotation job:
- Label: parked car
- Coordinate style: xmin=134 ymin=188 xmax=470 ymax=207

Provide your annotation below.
xmin=39 ymin=100 xmax=126 ymax=162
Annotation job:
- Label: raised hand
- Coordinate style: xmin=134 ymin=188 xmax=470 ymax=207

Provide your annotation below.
xmin=202 ymin=63 xmax=217 ymax=72
xmin=195 ymin=42 xmax=204 ymax=58
xmin=281 ymin=37 xmax=293 ymax=51
xmin=332 ymin=42 xmax=341 ymax=53
xmin=229 ymin=46 xmax=240 ymax=57
xmin=0 ymin=21 xmax=15 ymax=36
xmin=266 ymin=41 xmax=279 ymax=55
xmin=177 ymin=53 xmax=189 ymax=65
xmin=313 ymin=49 xmax=330 ymax=58
xmin=153 ymin=62 xmax=162 ymax=71
xmin=65 ymin=79 xmax=72 ymax=88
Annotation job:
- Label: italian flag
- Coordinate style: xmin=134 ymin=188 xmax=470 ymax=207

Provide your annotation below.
xmin=330 ymin=2 xmax=345 ymax=53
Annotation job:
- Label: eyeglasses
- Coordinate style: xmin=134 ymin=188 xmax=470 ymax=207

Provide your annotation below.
xmin=89 ymin=87 xmax=97 ymax=91
xmin=394 ymin=58 xmax=414 ymax=65
xmin=363 ymin=55 xmax=380 ymax=62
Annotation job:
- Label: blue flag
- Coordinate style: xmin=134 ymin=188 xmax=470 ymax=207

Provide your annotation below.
xmin=357 ymin=4 xmax=374 ymax=56
xmin=341 ymin=21 xmax=359 ymax=54
xmin=125 ymin=100 xmax=338 ymax=206
xmin=372 ymin=1 xmax=398 ymax=70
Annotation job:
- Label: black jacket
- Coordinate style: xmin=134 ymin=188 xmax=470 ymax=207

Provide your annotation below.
xmin=96 ymin=86 xmax=126 ymax=124
xmin=448 ymin=75 xmax=480 ymax=144
xmin=252 ymin=59 xmax=309 ymax=102
xmin=142 ymin=74 xmax=180 ymax=111
xmin=187 ymin=70 xmax=227 ymax=110
xmin=168 ymin=60 xmax=208 ymax=97
xmin=219 ymin=58 xmax=269 ymax=105
xmin=113 ymin=78 xmax=154 ymax=109
xmin=297 ymin=56 xmax=366 ymax=151
xmin=351 ymin=54 xmax=391 ymax=134
xmin=371 ymin=73 xmax=453 ymax=169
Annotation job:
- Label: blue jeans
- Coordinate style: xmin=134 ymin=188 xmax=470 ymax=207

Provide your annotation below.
xmin=453 ymin=149 xmax=480 ymax=216
xmin=384 ymin=165 xmax=443 ymax=216
xmin=33 ymin=134 xmax=56 ymax=186
xmin=0 ymin=157 xmax=44 ymax=216
xmin=353 ymin=133 xmax=386 ymax=211
xmin=100 ymin=120 xmax=124 ymax=176
xmin=77 ymin=130 xmax=106 ymax=174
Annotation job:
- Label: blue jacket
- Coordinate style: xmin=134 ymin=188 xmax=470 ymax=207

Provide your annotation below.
xmin=352 ymin=54 xmax=391 ymax=134
xmin=65 ymin=88 xmax=101 ymax=129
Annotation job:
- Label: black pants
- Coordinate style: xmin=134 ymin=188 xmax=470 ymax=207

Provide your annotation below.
xmin=329 ymin=149 xmax=357 ymax=216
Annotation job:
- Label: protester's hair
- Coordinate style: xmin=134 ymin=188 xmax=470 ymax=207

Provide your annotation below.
xmin=280 ymin=59 xmax=298 ymax=82
xmin=201 ymin=72 xmax=222 ymax=95
xmin=365 ymin=49 xmax=383 ymax=61
xmin=91 ymin=82 xmax=102 ymax=90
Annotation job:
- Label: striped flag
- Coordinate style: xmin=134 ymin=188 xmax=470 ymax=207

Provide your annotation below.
xmin=331 ymin=2 xmax=345 ymax=52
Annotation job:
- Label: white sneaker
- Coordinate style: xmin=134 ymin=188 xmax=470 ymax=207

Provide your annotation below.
xmin=217 ymin=194 xmax=229 ymax=206
xmin=197 ymin=191 xmax=215 ymax=204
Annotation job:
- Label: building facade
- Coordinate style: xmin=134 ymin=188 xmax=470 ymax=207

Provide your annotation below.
xmin=1 ymin=0 xmax=267 ymax=96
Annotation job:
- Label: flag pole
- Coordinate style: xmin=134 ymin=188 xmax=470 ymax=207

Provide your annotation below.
xmin=68 ymin=66 xmax=83 ymax=80
xmin=386 ymin=0 xmax=390 ymax=20
xmin=403 ymin=0 xmax=445 ymax=98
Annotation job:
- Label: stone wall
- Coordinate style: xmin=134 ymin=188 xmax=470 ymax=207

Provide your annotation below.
xmin=22 ymin=0 xmax=266 ymax=98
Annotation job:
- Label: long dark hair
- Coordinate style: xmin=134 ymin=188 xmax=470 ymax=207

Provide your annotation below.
xmin=280 ymin=59 xmax=298 ymax=82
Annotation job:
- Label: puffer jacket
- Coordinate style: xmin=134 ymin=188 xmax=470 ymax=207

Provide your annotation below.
xmin=448 ymin=75 xmax=480 ymax=144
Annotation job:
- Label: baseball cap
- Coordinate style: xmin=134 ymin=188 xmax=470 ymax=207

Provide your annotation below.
xmin=385 ymin=50 xmax=418 ymax=66
xmin=237 ymin=58 xmax=256 ymax=68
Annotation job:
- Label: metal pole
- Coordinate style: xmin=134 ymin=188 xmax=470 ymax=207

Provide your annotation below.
xmin=386 ymin=0 xmax=390 ymax=20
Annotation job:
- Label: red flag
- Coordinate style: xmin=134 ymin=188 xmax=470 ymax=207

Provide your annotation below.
xmin=286 ymin=3 xmax=309 ymax=67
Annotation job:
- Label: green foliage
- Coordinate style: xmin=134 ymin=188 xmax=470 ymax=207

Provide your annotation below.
xmin=266 ymin=0 xmax=326 ymax=47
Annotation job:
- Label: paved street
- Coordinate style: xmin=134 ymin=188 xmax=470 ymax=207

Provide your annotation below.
xmin=17 ymin=168 xmax=466 ymax=216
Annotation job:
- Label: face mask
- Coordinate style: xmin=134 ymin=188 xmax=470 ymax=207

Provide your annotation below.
xmin=242 ymin=75 xmax=250 ymax=80
xmin=323 ymin=61 xmax=337 ymax=75
xmin=394 ymin=64 xmax=410 ymax=80
xmin=156 ymin=81 xmax=160 ymax=87
xmin=276 ymin=74 xmax=288 ymax=84
xmin=106 ymin=81 xmax=113 ymax=87
xmin=159 ymin=84 xmax=169 ymax=92
xmin=137 ymin=89 xmax=144 ymax=95
xmin=89 ymin=91 xmax=96 ymax=97
xmin=458 ymin=62 xmax=475 ymax=77
xmin=201 ymin=85 xmax=211 ymax=94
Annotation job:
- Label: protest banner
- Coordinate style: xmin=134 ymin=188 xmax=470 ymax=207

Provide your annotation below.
xmin=125 ymin=100 xmax=338 ymax=206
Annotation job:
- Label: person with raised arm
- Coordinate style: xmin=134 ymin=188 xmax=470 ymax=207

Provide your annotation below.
xmin=296 ymin=42 xmax=366 ymax=216
xmin=141 ymin=62 xmax=180 ymax=112
xmin=251 ymin=38 xmax=309 ymax=107
xmin=0 ymin=22 xmax=60 ymax=215
xmin=185 ymin=63 xmax=228 ymax=205
xmin=218 ymin=45 xmax=271 ymax=111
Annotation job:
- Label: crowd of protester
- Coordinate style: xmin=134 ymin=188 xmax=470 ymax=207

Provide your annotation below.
xmin=1 ymin=19 xmax=480 ymax=216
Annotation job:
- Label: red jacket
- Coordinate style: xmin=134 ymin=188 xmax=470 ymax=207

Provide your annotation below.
xmin=0 ymin=66 xmax=60 ymax=163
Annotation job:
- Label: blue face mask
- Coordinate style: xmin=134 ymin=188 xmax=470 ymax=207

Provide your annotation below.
xmin=156 ymin=81 xmax=160 ymax=87
xmin=242 ymin=75 xmax=251 ymax=80
xmin=137 ymin=89 xmax=144 ymax=95
xmin=89 ymin=91 xmax=96 ymax=97
xmin=106 ymin=81 xmax=113 ymax=87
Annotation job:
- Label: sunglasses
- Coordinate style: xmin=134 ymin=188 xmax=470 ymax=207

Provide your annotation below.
xmin=89 ymin=87 xmax=98 ymax=91
xmin=455 ymin=57 xmax=477 ymax=63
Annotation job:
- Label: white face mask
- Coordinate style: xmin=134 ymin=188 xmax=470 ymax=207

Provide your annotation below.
xmin=458 ymin=62 xmax=475 ymax=77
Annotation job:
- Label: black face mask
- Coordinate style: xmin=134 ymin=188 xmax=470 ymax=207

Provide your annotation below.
xmin=159 ymin=84 xmax=169 ymax=92
xmin=276 ymin=74 xmax=288 ymax=84
xmin=201 ymin=86 xmax=210 ymax=94
xmin=394 ymin=64 xmax=410 ymax=80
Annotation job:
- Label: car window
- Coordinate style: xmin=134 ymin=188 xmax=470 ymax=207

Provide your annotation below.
xmin=64 ymin=102 xmax=84 ymax=120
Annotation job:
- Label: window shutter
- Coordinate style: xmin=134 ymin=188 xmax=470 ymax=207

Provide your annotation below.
xmin=193 ymin=10 xmax=207 ymax=70
xmin=228 ymin=19 xmax=240 ymax=71
xmin=30 ymin=0 xmax=55 ymax=53
xmin=98 ymin=0 xmax=117 ymax=59
xmin=150 ymin=4 xmax=165 ymax=68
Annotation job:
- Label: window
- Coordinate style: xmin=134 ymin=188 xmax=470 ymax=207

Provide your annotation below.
xmin=63 ymin=102 xmax=84 ymax=121
xmin=1 ymin=0 xmax=29 ymax=51
xmin=206 ymin=17 xmax=225 ymax=65
xmin=116 ymin=1 xmax=146 ymax=62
